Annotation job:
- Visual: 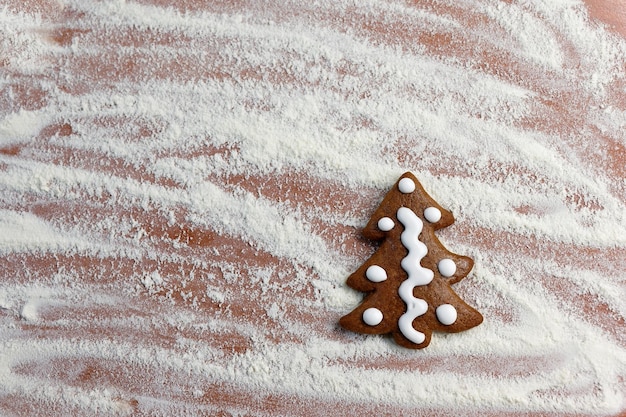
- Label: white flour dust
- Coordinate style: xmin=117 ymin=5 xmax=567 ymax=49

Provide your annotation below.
xmin=0 ymin=0 xmax=625 ymax=415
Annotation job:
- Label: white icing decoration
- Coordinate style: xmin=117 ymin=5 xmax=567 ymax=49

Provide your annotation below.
xmin=362 ymin=308 xmax=383 ymax=326
xmin=438 ymin=258 xmax=457 ymax=277
xmin=377 ymin=217 xmax=394 ymax=231
xmin=424 ymin=207 xmax=442 ymax=223
xmin=398 ymin=177 xmax=416 ymax=193
xmin=365 ymin=265 xmax=387 ymax=282
xmin=396 ymin=207 xmax=434 ymax=345
xmin=436 ymin=304 xmax=457 ymax=325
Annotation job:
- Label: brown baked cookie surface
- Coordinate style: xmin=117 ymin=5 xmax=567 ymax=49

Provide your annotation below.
xmin=340 ymin=172 xmax=483 ymax=349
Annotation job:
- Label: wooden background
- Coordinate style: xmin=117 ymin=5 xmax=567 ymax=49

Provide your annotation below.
xmin=1 ymin=1 xmax=625 ymax=416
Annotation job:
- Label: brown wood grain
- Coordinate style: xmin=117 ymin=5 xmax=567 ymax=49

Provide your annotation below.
xmin=1 ymin=0 xmax=625 ymax=416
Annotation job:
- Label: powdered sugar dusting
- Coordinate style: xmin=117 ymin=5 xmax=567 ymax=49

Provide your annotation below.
xmin=1 ymin=0 xmax=625 ymax=415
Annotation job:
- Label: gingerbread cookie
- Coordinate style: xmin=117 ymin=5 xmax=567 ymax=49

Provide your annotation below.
xmin=340 ymin=172 xmax=483 ymax=349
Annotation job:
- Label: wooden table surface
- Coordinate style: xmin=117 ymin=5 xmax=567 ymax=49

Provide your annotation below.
xmin=1 ymin=1 xmax=625 ymax=416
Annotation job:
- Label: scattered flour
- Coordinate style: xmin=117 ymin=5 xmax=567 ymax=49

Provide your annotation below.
xmin=0 ymin=0 xmax=625 ymax=415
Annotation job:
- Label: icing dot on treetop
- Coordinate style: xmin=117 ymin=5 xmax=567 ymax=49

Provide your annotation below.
xmin=438 ymin=259 xmax=457 ymax=277
xmin=362 ymin=308 xmax=384 ymax=326
xmin=398 ymin=177 xmax=416 ymax=193
xmin=366 ymin=265 xmax=388 ymax=282
xmin=378 ymin=217 xmax=395 ymax=231
xmin=424 ymin=207 xmax=442 ymax=223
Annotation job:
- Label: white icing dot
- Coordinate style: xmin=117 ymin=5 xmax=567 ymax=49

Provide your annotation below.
xmin=365 ymin=265 xmax=387 ymax=282
xmin=438 ymin=259 xmax=457 ymax=277
xmin=436 ymin=304 xmax=458 ymax=325
xmin=362 ymin=308 xmax=383 ymax=326
xmin=424 ymin=207 xmax=442 ymax=223
xmin=377 ymin=217 xmax=394 ymax=231
xmin=398 ymin=177 xmax=416 ymax=193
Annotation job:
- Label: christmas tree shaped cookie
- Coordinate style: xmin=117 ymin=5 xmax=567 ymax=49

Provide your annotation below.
xmin=340 ymin=172 xmax=482 ymax=349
